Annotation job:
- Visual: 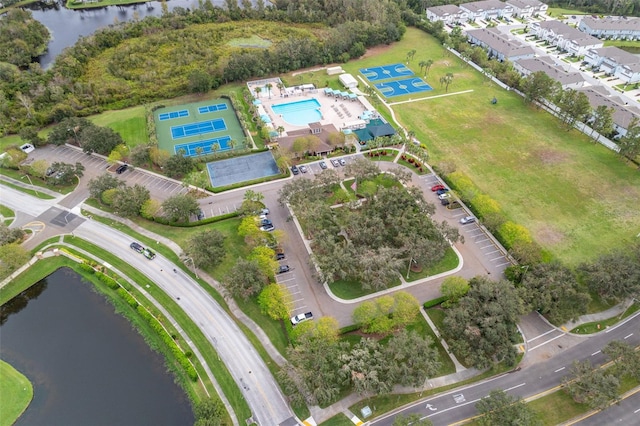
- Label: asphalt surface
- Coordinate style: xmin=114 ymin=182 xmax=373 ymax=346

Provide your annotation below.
xmin=371 ymin=313 xmax=640 ymax=426
xmin=575 ymin=387 xmax=640 ymax=426
xmin=1 ymin=185 xmax=297 ymax=426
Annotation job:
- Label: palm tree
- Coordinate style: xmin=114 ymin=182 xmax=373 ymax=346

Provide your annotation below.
xmin=228 ymin=138 xmax=236 ymax=151
xmin=255 ymin=86 xmax=262 ymax=99
xmin=195 ymin=146 xmax=204 ymax=157
xmin=265 ymin=83 xmax=273 ymax=99
xmin=418 ymin=60 xmax=427 ymax=75
xmin=425 ymin=59 xmax=434 ymax=76
xmin=211 ymin=142 xmax=221 ymax=156
xmin=277 ymin=82 xmax=284 ymax=95
xmin=440 ymin=73 xmax=454 ymax=92
xmin=277 ymin=126 xmax=285 ymax=138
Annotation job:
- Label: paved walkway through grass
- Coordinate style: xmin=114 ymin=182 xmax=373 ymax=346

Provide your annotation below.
xmin=561 ymin=300 xmax=633 ymax=332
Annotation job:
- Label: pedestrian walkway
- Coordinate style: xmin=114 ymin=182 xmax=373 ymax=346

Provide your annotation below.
xmin=420 ymin=309 xmax=466 ymax=372
xmin=561 ymin=300 xmax=633 ymax=332
xmin=0 ymin=174 xmax=64 ymax=198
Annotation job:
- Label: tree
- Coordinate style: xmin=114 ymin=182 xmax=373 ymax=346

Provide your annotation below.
xmin=564 ymin=360 xmax=619 ymax=409
xmin=187 ymin=70 xmax=211 ymax=94
xmin=249 ymin=245 xmax=278 ymax=276
xmin=223 ymin=258 xmax=266 ymax=300
xmin=193 ymin=398 xmax=226 ymax=426
xmin=237 ymin=216 xmax=264 ymax=247
xmin=442 ymin=277 xmax=524 ymax=369
xmin=184 ymin=229 xmax=226 ymax=269
xmin=521 ymin=71 xmax=555 ymax=105
xmin=290 ymin=316 xmax=340 ymax=344
xmin=161 ymin=194 xmax=200 ymax=223
xmin=440 ymin=276 xmax=470 ymax=307
xmin=47 ymin=161 xmax=84 ymax=186
xmin=385 ymin=330 xmax=440 ymax=387
xmin=19 ymin=126 xmax=45 ymax=147
xmin=0 ymin=10 xmax=50 ymax=68
xmin=352 ymin=292 xmax=419 ymax=335
xmin=88 ymin=173 xmax=125 ymax=200
xmin=164 ymin=153 xmax=194 ymax=179
xmin=129 ymin=145 xmax=150 ymax=167
xmin=578 ymin=247 xmax=640 ymax=303
xmin=439 ymin=73 xmax=454 ymax=92
xmin=589 ymin=105 xmax=614 ymax=143
xmin=112 ymin=184 xmax=150 ymax=218
xmin=343 ymin=157 xmax=381 ymax=180
xmin=519 ymin=262 xmax=590 ymax=324
xmin=80 ymin=125 xmax=124 ymax=155
xmin=618 ymin=116 xmax=640 ymax=160
xmin=556 ymin=89 xmax=591 ymax=129
xmin=140 ymin=199 xmax=161 ymax=220
xmin=28 ymin=159 xmax=49 ymax=179
xmin=257 ymin=284 xmax=292 ymax=320
xmin=183 ymin=171 xmax=210 ymax=192
xmin=603 ymin=340 xmax=640 ymax=381
xmin=338 ymin=338 xmax=392 ymax=396
xmin=0 ymin=223 xmax=24 ymax=246
xmin=476 ymin=389 xmax=540 ymax=426
xmin=424 ymin=59 xmax=434 ymax=76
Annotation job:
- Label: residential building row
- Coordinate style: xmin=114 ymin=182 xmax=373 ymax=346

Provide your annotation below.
xmin=578 ymin=86 xmax=640 ymax=138
xmin=528 ymin=20 xmax=604 ymax=56
xmin=579 ymin=16 xmax=640 ymax=40
xmin=426 ymin=0 xmax=547 ymax=24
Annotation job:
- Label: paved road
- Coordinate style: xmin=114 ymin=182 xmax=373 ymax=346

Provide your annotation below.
xmin=1 ymin=185 xmax=297 ymax=426
xmin=370 ymin=313 xmax=640 ymax=426
xmin=575 ymin=386 xmax=640 ymax=426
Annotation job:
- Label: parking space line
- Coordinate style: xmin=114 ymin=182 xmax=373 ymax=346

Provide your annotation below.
xmin=484 ymin=249 xmax=500 ymax=255
xmin=490 ymin=256 xmax=506 ymax=261
xmin=290 ymin=298 xmax=305 ymax=304
xmin=479 ymin=244 xmax=494 ymax=249
xmin=278 ymin=277 xmax=296 ymax=283
xmin=496 ymin=261 xmax=512 ymax=267
xmin=474 ymin=237 xmax=489 ymax=243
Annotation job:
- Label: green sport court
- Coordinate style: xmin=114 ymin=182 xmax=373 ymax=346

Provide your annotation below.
xmin=154 ymin=99 xmax=245 ymax=157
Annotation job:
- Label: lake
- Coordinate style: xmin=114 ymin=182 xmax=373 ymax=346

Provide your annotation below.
xmin=0 ymin=267 xmax=194 ymax=426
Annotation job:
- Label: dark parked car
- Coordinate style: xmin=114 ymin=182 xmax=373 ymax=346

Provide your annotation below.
xmin=45 ymin=167 xmax=57 ymax=177
xmin=278 ymin=265 xmax=290 ymax=274
xmin=441 ymin=199 xmax=450 ymax=206
xmin=319 ymin=161 xmax=327 ymax=169
xmin=130 ymin=242 xmax=144 ymax=253
xmin=261 ymin=219 xmax=272 ymax=226
xmin=291 ymin=165 xmax=300 ymax=175
xmin=116 ymin=164 xmax=128 ymax=174
xmin=276 ymin=253 xmax=286 ymax=260
xmin=197 ymin=209 xmax=204 ymax=220
xmin=436 ymin=188 xmax=450 ymax=195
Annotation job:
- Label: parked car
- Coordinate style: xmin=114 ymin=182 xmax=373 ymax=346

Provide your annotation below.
xmin=290 ymin=312 xmax=313 ymax=325
xmin=260 ymin=224 xmax=275 ymax=232
xmin=116 ymin=164 xmax=128 ymax=174
xmin=143 ymin=248 xmax=156 ymax=260
xmin=276 ymin=252 xmax=286 ymax=260
xmin=431 ymin=184 xmax=445 ymax=192
xmin=460 ymin=216 xmax=476 ymax=224
xmin=196 ymin=209 xmax=204 ymax=220
xmin=45 ymin=167 xmax=57 ymax=178
xmin=130 ymin=242 xmax=144 ymax=253
xmin=291 ymin=165 xmax=300 ymax=175
xmin=299 ymin=165 xmax=308 ymax=173
xmin=331 ymin=159 xmax=340 ymax=167
xmin=436 ymin=188 xmax=450 ymax=195
xmin=260 ymin=208 xmax=270 ymax=215
xmin=447 ymin=201 xmax=462 ymax=210
xmin=277 ymin=265 xmax=290 ymax=274
xmin=438 ymin=193 xmax=451 ymax=200
xmin=319 ymin=161 xmax=327 ymax=169
xmin=339 ymin=158 xmax=347 ymax=166
xmin=441 ymin=199 xmax=450 ymax=206
xmin=261 ymin=219 xmax=272 ymax=226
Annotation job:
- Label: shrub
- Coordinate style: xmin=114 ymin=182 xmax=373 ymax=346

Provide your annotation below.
xmin=423 ymin=296 xmax=449 ymax=309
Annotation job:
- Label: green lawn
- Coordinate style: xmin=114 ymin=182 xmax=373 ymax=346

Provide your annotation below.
xmin=88 ymin=106 xmax=148 ymax=146
xmin=0 ymin=360 xmax=33 ymax=426
xmin=571 ymin=302 xmax=640 ymax=334
xmin=0 ymin=204 xmax=14 ymax=218
xmin=341 ymin=27 xmax=640 ymax=266
xmin=318 ymin=413 xmax=353 ymax=426
xmin=406 ymin=247 xmax=459 ymax=282
xmin=547 ymin=7 xmax=587 ymax=17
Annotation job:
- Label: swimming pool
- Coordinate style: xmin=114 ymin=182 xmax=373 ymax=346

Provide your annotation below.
xmin=272 ymin=99 xmax=322 ymax=126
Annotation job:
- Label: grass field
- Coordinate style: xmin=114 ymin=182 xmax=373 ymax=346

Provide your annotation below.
xmin=0 ymin=360 xmax=33 ymax=426
xmin=89 ymin=106 xmax=148 ymax=146
xmin=341 ymin=27 xmax=640 ymax=265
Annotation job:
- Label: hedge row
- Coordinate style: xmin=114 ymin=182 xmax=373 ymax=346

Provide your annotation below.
xmin=136 ymin=306 xmax=198 ymax=381
xmin=209 ymin=170 xmax=288 ymax=194
xmin=423 ymin=296 xmax=449 ymax=309
xmin=151 ymin=210 xmax=239 ymax=227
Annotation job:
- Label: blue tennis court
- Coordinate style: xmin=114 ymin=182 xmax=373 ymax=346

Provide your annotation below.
xmin=198 ymin=103 xmax=228 ymax=114
xmin=174 ymin=136 xmax=232 ymax=157
xmin=374 ymin=77 xmax=433 ymax=98
xmin=360 ymin=63 xmax=414 ymax=82
xmin=171 ymin=118 xmax=227 ymax=139
xmin=159 ymin=110 xmax=189 ymax=121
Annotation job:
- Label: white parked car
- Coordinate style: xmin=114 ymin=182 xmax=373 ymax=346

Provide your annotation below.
xmin=438 ymin=193 xmax=451 ymax=200
xmin=460 ymin=216 xmax=476 ymax=225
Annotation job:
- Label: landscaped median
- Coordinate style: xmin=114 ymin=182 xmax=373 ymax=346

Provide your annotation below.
xmin=0 ymin=360 xmax=33 ymax=426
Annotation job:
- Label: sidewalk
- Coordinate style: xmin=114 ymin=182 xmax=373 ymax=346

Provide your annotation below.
xmin=0 ymin=174 xmax=64 ymax=198
xmin=561 ymin=300 xmax=633 ymax=332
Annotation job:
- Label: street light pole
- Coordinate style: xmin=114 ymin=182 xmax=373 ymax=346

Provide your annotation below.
xmin=184 ymin=257 xmax=199 ymax=279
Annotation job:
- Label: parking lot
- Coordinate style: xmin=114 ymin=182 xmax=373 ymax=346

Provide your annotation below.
xmin=275 ymin=257 xmax=310 ymax=318
xmin=292 ymin=154 xmax=363 ymax=177
xmin=420 ymin=173 xmax=513 ymax=275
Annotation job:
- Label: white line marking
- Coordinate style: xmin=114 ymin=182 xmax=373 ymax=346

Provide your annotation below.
xmin=490 ymin=256 xmax=506 ymax=261
xmin=625 ymin=333 xmax=633 ymax=339
xmin=592 ymin=350 xmax=601 ymax=356
xmin=496 ymin=261 xmax=512 ymax=267
xmin=529 ymin=334 xmax=565 ymax=351
xmin=505 ymin=383 xmax=526 ymax=392
xmin=527 ymin=329 xmax=556 ymax=343
xmin=479 ymin=244 xmax=494 ymax=249
xmin=554 ymin=367 xmax=565 ymax=373
xmin=484 ymin=250 xmax=500 ymax=255
xmin=634 ymin=408 xmax=640 ymax=414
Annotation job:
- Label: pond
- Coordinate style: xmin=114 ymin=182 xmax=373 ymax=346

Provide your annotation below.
xmin=0 ymin=267 xmax=194 ymax=426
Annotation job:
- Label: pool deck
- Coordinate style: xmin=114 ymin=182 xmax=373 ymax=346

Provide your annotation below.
xmin=255 ymin=89 xmax=368 ymax=136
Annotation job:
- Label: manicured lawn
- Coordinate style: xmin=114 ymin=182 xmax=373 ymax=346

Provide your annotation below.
xmin=0 ymin=360 xmax=33 ymax=426
xmin=528 ymin=389 xmax=590 ymax=424
xmin=406 ymin=247 xmax=459 ymax=282
xmin=547 ymin=7 xmax=586 ymax=17
xmin=0 ymin=134 xmax=22 ymax=152
xmin=329 ymin=278 xmax=401 ymax=300
xmin=89 ymin=106 xmax=148 ymax=146
xmin=0 ymin=178 xmax=55 ymax=200
xmin=0 ymin=204 xmax=14 ymax=218
xmin=343 ymin=27 xmax=640 ymax=265
xmin=319 ymin=413 xmax=353 ymax=426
